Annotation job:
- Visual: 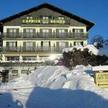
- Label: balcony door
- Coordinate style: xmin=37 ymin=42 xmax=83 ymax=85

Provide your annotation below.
xmin=40 ymin=29 xmax=52 ymax=38
xmin=23 ymin=28 xmax=35 ymax=38
xmin=6 ymin=42 xmax=17 ymax=51
xmin=56 ymin=29 xmax=68 ymax=38
xmin=23 ymin=42 xmax=35 ymax=51
xmin=56 ymin=41 xmax=68 ymax=50
xmin=40 ymin=41 xmax=51 ymax=51
xmin=7 ymin=28 xmax=19 ymax=38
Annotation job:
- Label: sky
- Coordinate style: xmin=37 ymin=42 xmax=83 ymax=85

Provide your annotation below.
xmin=0 ymin=0 xmax=108 ymax=41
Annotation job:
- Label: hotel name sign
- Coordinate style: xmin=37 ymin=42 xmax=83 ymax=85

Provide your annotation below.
xmin=22 ymin=17 xmax=66 ymax=24
xmin=95 ymin=72 xmax=108 ymax=87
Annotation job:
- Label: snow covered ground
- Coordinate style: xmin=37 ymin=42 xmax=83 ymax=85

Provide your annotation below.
xmin=1 ymin=65 xmax=108 ymax=108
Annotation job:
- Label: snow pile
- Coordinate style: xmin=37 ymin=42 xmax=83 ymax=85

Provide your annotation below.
xmin=1 ymin=66 xmax=108 ymax=108
xmin=0 ymin=76 xmax=33 ymax=91
xmin=28 ymin=66 xmax=108 ymax=99
xmin=63 ymin=45 xmax=84 ymax=53
xmin=63 ymin=44 xmax=108 ymax=56
xmin=93 ymin=65 xmax=108 ymax=71
xmin=28 ymin=66 xmax=92 ymax=89
xmin=84 ymin=45 xmax=99 ymax=55
xmin=63 ymin=45 xmax=99 ymax=55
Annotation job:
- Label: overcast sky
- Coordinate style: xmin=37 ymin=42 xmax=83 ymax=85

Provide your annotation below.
xmin=0 ymin=0 xmax=108 ymax=40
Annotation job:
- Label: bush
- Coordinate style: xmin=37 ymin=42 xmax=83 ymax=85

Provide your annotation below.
xmin=63 ymin=48 xmax=108 ymax=69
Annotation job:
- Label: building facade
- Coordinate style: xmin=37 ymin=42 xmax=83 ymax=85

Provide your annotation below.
xmin=0 ymin=3 xmax=94 ymax=79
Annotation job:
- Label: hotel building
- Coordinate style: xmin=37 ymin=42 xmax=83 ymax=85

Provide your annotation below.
xmin=0 ymin=3 xmax=94 ymax=79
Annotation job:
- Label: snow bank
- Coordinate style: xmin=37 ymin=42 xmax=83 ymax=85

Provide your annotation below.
xmin=27 ymin=66 xmax=108 ymax=101
xmin=92 ymin=65 xmax=108 ymax=71
xmin=1 ymin=65 xmax=108 ymax=108
xmin=27 ymin=66 xmax=97 ymax=91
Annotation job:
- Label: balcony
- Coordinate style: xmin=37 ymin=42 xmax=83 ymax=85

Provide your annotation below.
xmin=3 ymin=47 xmax=63 ymax=53
xmin=3 ymin=32 xmax=87 ymax=40
xmin=4 ymin=47 xmax=20 ymax=52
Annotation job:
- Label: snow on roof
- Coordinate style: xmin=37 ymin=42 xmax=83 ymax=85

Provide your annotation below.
xmin=92 ymin=65 xmax=108 ymax=71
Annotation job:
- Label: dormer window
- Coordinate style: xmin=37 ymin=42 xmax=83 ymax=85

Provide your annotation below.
xmin=42 ymin=16 xmax=49 ymax=24
xmin=26 ymin=16 xmax=33 ymax=19
xmin=58 ymin=16 xmax=64 ymax=20
xmin=43 ymin=16 xmax=49 ymax=20
xmin=73 ymin=29 xmax=84 ymax=33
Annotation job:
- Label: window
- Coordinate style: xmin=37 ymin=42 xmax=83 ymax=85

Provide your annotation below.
xmin=7 ymin=28 xmax=18 ymax=33
xmin=6 ymin=56 xmax=19 ymax=61
xmin=73 ymin=29 xmax=84 ymax=33
xmin=58 ymin=16 xmax=65 ymax=24
xmin=43 ymin=16 xmax=49 ymax=20
xmin=49 ymin=41 xmax=51 ymax=47
xmin=41 ymin=41 xmax=43 ymax=47
xmin=42 ymin=16 xmax=49 ymax=24
xmin=74 ymin=42 xmax=76 ymax=46
xmin=42 ymin=29 xmax=49 ymax=33
xmin=70 ymin=43 xmax=72 ymax=47
xmin=65 ymin=42 xmax=68 ymax=47
xmin=23 ymin=28 xmax=35 ymax=38
xmin=59 ymin=42 xmax=67 ymax=47
xmin=41 ymin=41 xmax=50 ymax=49
xmin=57 ymin=29 xmax=68 ymax=33
xmin=23 ymin=42 xmax=34 ymax=49
xmin=7 ymin=28 xmax=19 ymax=37
xmin=6 ymin=42 xmax=17 ymax=47
xmin=23 ymin=56 xmax=36 ymax=61
xmin=58 ymin=29 xmax=65 ymax=33
xmin=56 ymin=29 xmax=68 ymax=37
xmin=23 ymin=42 xmax=35 ymax=51
xmin=21 ymin=70 xmax=28 ymax=74
xmin=80 ymin=41 xmax=84 ymax=46
xmin=26 ymin=42 xmax=33 ymax=47
xmin=11 ymin=70 xmax=19 ymax=77
xmin=58 ymin=16 xmax=64 ymax=20
xmin=40 ymin=29 xmax=51 ymax=37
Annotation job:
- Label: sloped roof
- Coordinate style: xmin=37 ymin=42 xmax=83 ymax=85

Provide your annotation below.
xmin=0 ymin=3 xmax=94 ymax=30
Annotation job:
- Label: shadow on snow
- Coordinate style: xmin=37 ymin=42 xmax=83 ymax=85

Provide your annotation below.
xmin=0 ymin=92 xmax=23 ymax=108
xmin=26 ymin=87 xmax=108 ymax=108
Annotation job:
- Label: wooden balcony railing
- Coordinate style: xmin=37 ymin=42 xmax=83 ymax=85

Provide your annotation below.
xmin=3 ymin=47 xmax=63 ymax=53
xmin=3 ymin=32 xmax=87 ymax=40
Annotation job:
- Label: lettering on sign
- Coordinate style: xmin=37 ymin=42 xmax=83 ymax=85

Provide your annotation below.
xmin=95 ymin=72 xmax=108 ymax=87
xmin=22 ymin=17 xmax=66 ymax=24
